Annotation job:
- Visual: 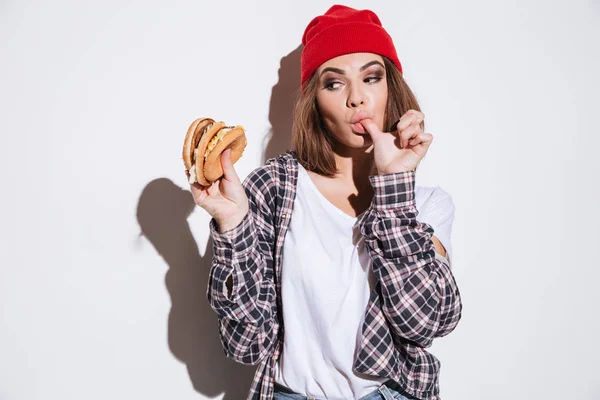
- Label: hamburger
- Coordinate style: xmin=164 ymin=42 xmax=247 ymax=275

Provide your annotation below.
xmin=182 ymin=117 xmax=247 ymax=185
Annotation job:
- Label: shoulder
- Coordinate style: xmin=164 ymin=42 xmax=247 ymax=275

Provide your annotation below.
xmin=243 ymin=150 xmax=297 ymax=197
xmin=416 ymin=185 xmax=455 ymax=262
xmin=415 ymin=185 xmax=455 ymax=218
xmin=264 ymin=150 xmax=297 ymax=173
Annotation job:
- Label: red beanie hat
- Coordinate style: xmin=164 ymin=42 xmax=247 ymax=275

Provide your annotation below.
xmin=300 ymin=5 xmax=403 ymax=86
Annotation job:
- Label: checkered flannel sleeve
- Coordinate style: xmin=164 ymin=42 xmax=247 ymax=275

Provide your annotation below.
xmin=358 ymin=171 xmax=462 ymax=348
xmin=206 ymin=167 xmax=278 ymax=365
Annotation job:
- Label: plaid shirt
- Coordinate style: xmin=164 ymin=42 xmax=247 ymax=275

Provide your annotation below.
xmin=207 ymin=150 xmax=462 ymax=400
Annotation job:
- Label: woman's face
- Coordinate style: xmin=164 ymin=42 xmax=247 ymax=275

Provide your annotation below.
xmin=315 ymin=52 xmax=388 ymax=150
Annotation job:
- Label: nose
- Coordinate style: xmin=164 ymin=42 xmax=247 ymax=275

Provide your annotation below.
xmin=347 ymin=85 xmax=366 ymax=108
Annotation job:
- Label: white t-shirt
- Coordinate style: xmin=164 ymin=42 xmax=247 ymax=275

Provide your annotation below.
xmin=274 ymin=163 xmax=454 ymax=399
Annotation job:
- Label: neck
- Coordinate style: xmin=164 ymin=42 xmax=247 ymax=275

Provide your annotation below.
xmin=331 ymin=144 xmax=376 ymax=189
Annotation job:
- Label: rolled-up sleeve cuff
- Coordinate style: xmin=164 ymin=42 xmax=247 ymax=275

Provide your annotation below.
xmin=369 ymin=170 xmax=416 ymax=211
xmin=209 ymin=211 xmax=255 ymax=261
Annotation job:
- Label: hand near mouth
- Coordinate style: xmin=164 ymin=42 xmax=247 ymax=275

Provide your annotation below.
xmin=359 ymin=109 xmax=433 ymax=174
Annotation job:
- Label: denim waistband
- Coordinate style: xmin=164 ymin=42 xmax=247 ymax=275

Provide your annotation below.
xmin=273 ymin=379 xmax=413 ymax=400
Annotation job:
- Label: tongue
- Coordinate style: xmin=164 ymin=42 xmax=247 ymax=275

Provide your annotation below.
xmin=353 ymin=122 xmax=366 ymax=134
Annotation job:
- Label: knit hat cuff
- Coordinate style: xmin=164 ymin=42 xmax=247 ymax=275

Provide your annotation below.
xmin=301 ymin=21 xmax=402 ymax=85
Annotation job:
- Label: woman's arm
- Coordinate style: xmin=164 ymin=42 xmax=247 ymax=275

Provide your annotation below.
xmin=358 ymin=170 xmax=462 ymax=348
xmin=431 ymin=235 xmax=447 ymax=258
xmin=206 ymin=166 xmax=279 ymax=365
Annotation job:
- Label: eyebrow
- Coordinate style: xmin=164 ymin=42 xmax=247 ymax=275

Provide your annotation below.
xmin=319 ymin=60 xmax=385 ymax=78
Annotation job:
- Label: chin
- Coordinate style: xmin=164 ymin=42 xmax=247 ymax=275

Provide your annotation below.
xmin=335 ymin=137 xmax=372 ymax=151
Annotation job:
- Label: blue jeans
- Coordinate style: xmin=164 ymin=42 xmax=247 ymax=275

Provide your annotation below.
xmin=273 ymin=379 xmax=415 ymax=400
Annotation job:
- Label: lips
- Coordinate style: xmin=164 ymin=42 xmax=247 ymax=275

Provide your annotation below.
xmin=350 ymin=111 xmax=371 ymax=124
xmin=350 ymin=111 xmax=371 ymax=134
xmin=352 ymin=122 xmax=366 ymax=134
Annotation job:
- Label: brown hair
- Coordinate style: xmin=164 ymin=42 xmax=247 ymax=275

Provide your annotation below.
xmin=291 ymin=56 xmax=424 ymax=177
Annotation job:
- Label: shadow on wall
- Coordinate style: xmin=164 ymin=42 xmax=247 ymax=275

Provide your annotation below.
xmin=136 ymin=179 xmax=256 ymax=399
xmin=135 ymin=45 xmax=302 ymax=399
xmin=261 ymin=44 xmax=302 ymax=164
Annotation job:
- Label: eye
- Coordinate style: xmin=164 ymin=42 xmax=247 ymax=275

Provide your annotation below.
xmin=364 ymin=75 xmax=383 ymax=84
xmin=324 ymin=80 xmax=342 ymax=91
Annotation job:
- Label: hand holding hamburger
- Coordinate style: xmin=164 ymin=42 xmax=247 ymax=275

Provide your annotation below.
xmin=183 ymin=117 xmax=247 ymax=185
xmin=183 ymin=117 xmax=249 ymax=233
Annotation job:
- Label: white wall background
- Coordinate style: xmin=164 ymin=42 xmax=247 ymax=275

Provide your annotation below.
xmin=1 ymin=0 xmax=599 ymax=399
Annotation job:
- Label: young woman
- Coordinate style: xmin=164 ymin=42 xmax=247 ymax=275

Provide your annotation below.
xmin=188 ymin=5 xmax=462 ymax=400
